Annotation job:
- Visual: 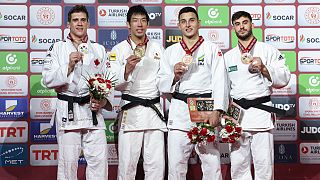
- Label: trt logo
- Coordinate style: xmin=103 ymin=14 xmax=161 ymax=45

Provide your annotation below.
xmin=30 ymin=144 xmax=58 ymax=166
xmin=0 ymin=122 xmax=28 ymax=143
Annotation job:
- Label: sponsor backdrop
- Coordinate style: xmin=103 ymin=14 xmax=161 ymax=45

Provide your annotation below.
xmin=0 ymin=0 xmax=320 ymax=179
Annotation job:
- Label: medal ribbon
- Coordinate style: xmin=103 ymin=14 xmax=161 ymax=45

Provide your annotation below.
xmin=180 ymin=36 xmax=204 ymax=55
xmin=127 ymin=34 xmax=149 ymax=50
xmin=238 ymin=36 xmax=257 ymax=53
xmin=67 ymin=33 xmax=88 ymax=43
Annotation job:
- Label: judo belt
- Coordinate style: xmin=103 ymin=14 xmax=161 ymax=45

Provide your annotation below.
xmin=121 ymin=94 xmax=166 ymax=122
xmin=233 ymin=96 xmax=286 ymax=116
xmin=172 ymin=92 xmax=212 ymax=103
xmin=57 ymin=94 xmax=98 ymax=125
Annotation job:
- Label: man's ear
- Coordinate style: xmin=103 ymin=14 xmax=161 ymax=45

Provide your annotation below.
xmin=67 ymin=22 xmax=70 ymax=29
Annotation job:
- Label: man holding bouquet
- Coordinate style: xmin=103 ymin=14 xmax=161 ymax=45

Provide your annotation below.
xmin=224 ymin=11 xmax=290 ymax=180
xmin=109 ymin=5 xmax=167 ymax=180
xmin=158 ymin=7 xmax=229 ymax=180
xmin=42 ymin=5 xmax=113 ymax=180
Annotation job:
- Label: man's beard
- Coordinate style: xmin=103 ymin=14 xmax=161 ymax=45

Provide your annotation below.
xmin=236 ymin=29 xmax=253 ymax=41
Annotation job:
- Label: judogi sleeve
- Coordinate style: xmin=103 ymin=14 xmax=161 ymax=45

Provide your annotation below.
xmin=158 ymin=47 xmax=176 ymax=93
xmin=264 ymin=47 xmax=291 ymax=88
xmin=211 ymin=45 xmax=229 ymax=112
xmin=42 ymin=43 xmax=73 ymax=89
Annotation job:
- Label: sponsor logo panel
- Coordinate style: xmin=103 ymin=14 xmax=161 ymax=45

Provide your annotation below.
xmin=97 ymin=6 xmax=128 ymax=27
xmin=30 ymin=51 xmax=46 ymax=73
xmin=272 ymin=74 xmax=296 ymax=95
xmin=300 ymin=120 xmax=320 ymax=141
xmin=98 ymin=0 xmax=128 ymax=2
xmin=264 ymin=5 xmax=296 ymax=26
xmin=0 ymin=144 xmax=28 ymax=166
xmin=165 ymin=6 xmax=195 ymax=27
xmin=0 ymin=51 xmax=28 ymax=73
xmin=0 ymin=75 xmax=28 ymax=96
xmin=30 ymin=28 xmax=62 ymax=50
xmin=299 ymin=97 xmax=320 ymax=118
xmin=281 ymin=51 xmax=296 ymax=72
xmin=298 ymin=51 xmax=320 ymax=72
xmin=271 ymin=96 xmax=296 ymax=118
xmin=300 ymin=143 xmax=320 ymax=164
xmin=0 ymin=121 xmax=28 ymax=143
xmin=264 ymin=28 xmax=296 ymax=49
xmin=30 ymin=74 xmax=57 ymax=96
xmin=198 ymin=6 xmax=229 ymax=27
xmin=30 ymin=144 xmax=58 ymax=166
xmin=0 ymin=5 xmax=27 ymax=26
xmin=30 ymin=5 xmax=62 ymax=26
xmin=0 ymin=28 xmax=27 ymax=50
xmin=298 ymin=28 xmax=320 ymax=49
xmin=274 ymin=143 xmax=297 ymax=163
xmin=200 ymin=28 xmax=229 ymax=50
xmin=1 ymin=0 xmax=27 ymax=2
xmin=0 ymin=98 xmax=28 ymax=120
xmin=98 ymin=28 xmax=128 ymax=51
xmin=298 ymin=5 xmax=320 ymax=26
xmin=105 ymin=120 xmax=118 ymax=143
xmin=30 ymin=121 xmax=56 ymax=143
xmin=231 ymin=6 xmax=262 ymax=26
xmin=274 ymin=120 xmax=297 ymax=141
xmin=146 ymin=28 xmax=163 ymax=46
xmin=165 ymin=28 xmax=182 ymax=48
xmin=30 ymin=98 xmax=57 ymax=120
xmin=298 ymin=74 xmax=320 ymax=95
xmin=145 ymin=6 xmax=162 ymax=26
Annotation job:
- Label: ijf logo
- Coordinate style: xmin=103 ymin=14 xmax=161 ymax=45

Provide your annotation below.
xmin=0 ymin=144 xmax=28 ymax=166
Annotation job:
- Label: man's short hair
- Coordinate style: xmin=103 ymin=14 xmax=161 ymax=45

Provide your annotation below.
xmin=127 ymin=5 xmax=150 ymax=23
xmin=68 ymin=5 xmax=89 ymax=22
xmin=231 ymin=11 xmax=252 ymax=25
xmin=178 ymin=7 xmax=199 ymax=20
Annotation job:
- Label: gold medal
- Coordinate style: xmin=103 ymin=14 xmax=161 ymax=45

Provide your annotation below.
xmin=78 ymin=43 xmax=89 ymax=54
xmin=133 ymin=46 xmax=145 ymax=58
xmin=182 ymin=54 xmax=193 ymax=65
xmin=241 ymin=53 xmax=253 ymax=64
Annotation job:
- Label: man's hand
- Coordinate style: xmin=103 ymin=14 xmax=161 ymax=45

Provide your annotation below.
xmin=203 ymin=110 xmax=222 ymax=127
xmin=90 ymin=98 xmax=107 ymax=112
xmin=124 ymin=55 xmax=141 ymax=80
xmin=173 ymin=62 xmax=188 ymax=84
xmin=68 ymin=52 xmax=83 ymax=75
xmin=249 ymin=57 xmax=271 ymax=81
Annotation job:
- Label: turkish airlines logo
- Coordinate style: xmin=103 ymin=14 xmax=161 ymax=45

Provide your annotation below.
xmin=99 ymin=9 xmax=107 ymax=17
xmin=301 ymin=146 xmax=309 ymax=154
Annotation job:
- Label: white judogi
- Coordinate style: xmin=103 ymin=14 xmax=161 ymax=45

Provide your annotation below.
xmin=224 ymin=41 xmax=290 ymax=180
xmin=110 ymin=39 xmax=167 ymax=180
xmin=158 ymin=40 xmax=229 ymax=180
xmin=42 ymin=39 xmax=113 ymax=180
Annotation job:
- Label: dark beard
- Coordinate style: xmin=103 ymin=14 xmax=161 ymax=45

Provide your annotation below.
xmin=236 ymin=29 xmax=253 ymax=41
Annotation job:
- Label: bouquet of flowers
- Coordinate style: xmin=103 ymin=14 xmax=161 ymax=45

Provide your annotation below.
xmin=187 ymin=123 xmax=216 ymax=145
xmin=87 ymin=73 xmax=116 ymax=100
xmin=219 ymin=115 xmax=242 ymax=143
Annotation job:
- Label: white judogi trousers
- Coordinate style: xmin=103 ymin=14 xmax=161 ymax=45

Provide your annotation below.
xmin=57 ymin=129 xmax=108 ymax=180
xmin=117 ymin=130 xmax=165 ymax=180
xmin=168 ymin=130 xmax=222 ymax=180
xmin=230 ymin=131 xmax=274 ymax=180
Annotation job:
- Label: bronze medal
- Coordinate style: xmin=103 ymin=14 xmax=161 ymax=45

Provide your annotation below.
xmin=182 ymin=54 xmax=193 ymax=65
xmin=241 ymin=53 xmax=253 ymax=64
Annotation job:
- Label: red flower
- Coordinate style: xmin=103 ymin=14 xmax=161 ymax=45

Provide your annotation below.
xmin=229 ymin=139 xmax=235 ymax=143
xmin=187 ymin=131 xmax=193 ymax=139
xmin=95 ymin=74 xmax=102 ymax=77
xmin=106 ymin=83 xmax=112 ymax=89
xmin=97 ymin=77 xmax=104 ymax=83
xmin=207 ymin=135 xmax=215 ymax=142
xmin=191 ymin=127 xmax=199 ymax=135
xmin=221 ymin=138 xmax=228 ymax=143
xmin=225 ymin=125 xmax=233 ymax=133
xmin=106 ymin=80 xmax=111 ymax=84
xmin=94 ymin=59 xmax=100 ymax=66
xmin=200 ymin=128 xmax=207 ymax=136
xmin=235 ymin=127 xmax=242 ymax=133
xmin=88 ymin=78 xmax=95 ymax=85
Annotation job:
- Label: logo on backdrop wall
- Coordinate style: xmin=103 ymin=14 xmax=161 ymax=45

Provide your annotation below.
xmin=98 ymin=29 xmax=128 ymax=50
xmin=274 ymin=143 xmax=297 ymax=163
xmin=300 ymin=120 xmax=320 ymax=140
xmin=165 ymin=29 xmax=182 ymax=48
xmin=145 ymin=6 xmax=162 ymax=26
xmin=299 ymin=97 xmax=320 ymax=118
xmin=0 ymin=144 xmax=28 ymax=166
xmin=271 ymin=96 xmax=296 ymax=118
xmin=30 ymin=121 xmax=57 ymax=143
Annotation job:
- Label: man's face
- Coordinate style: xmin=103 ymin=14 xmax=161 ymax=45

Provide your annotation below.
xmin=68 ymin=12 xmax=89 ymax=39
xmin=127 ymin=13 xmax=148 ymax=39
xmin=178 ymin=12 xmax=200 ymax=39
xmin=233 ymin=16 xmax=253 ymax=41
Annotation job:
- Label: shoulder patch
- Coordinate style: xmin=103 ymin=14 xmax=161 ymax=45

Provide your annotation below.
xmin=48 ymin=44 xmax=55 ymax=51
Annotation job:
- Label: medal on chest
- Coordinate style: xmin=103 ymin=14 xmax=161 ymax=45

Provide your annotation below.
xmin=180 ymin=36 xmax=204 ymax=66
xmin=238 ymin=37 xmax=257 ymax=64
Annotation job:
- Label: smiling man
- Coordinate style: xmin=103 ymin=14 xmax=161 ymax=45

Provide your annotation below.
xmin=110 ymin=5 xmax=167 ymax=180
xmin=224 ymin=11 xmax=290 ymax=180
xmin=42 ymin=5 xmax=113 ymax=180
xmin=158 ymin=6 xmax=229 ymax=180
